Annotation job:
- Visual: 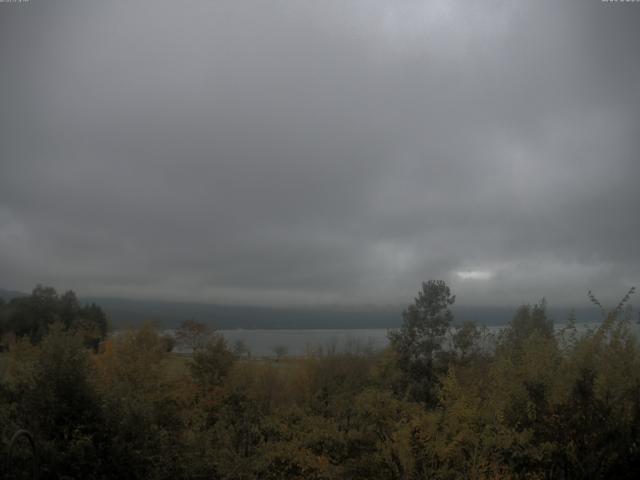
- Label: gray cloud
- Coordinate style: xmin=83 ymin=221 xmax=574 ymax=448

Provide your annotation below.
xmin=1 ymin=0 xmax=639 ymax=308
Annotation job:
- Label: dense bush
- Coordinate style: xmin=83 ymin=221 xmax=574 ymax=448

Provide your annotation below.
xmin=1 ymin=282 xmax=640 ymax=479
xmin=0 ymin=286 xmax=108 ymax=346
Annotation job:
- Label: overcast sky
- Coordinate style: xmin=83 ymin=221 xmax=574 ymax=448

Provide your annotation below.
xmin=1 ymin=0 xmax=639 ymax=308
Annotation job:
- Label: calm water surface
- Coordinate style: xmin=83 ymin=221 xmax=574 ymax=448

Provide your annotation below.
xmin=216 ymin=328 xmax=390 ymax=357
xmin=167 ymin=321 xmax=634 ymax=357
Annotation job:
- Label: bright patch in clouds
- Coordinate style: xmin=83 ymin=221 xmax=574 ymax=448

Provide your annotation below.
xmin=456 ymin=270 xmax=493 ymax=281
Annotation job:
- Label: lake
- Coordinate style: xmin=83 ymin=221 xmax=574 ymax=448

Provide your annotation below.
xmin=215 ymin=328 xmax=391 ymax=357
xmin=213 ymin=321 xmax=632 ymax=357
xmin=165 ymin=320 xmax=635 ymax=357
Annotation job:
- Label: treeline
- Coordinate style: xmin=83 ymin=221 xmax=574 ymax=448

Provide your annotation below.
xmin=1 ymin=282 xmax=640 ymax=479
xmin=0 ymin=285 xmax=108 ymax=348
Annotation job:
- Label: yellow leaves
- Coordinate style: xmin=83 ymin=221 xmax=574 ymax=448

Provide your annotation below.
xmin=5 ymin=311 xmax=640 ymax=479
xmin=255 ymin=440 xmax=335 ymax=480
xmin=90 ymin=324 xmax=183 ymax=433
xmin=525 ymin=399 xmax=537 ymax=422
xmin=1 ymin=336 xmax=39 ymax=386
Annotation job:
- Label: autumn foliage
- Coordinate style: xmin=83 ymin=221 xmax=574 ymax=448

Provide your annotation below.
xmin=1 ymin=283 xmax=640 ymax=479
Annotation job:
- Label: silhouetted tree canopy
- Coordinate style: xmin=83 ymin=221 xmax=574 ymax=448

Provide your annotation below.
xmin=0 ymin=285 xmax=108 ymax=345
xmin=388 ymin=280 xmax=456 ymax=404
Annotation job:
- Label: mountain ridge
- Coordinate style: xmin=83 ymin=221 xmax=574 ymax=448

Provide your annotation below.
xmin=1 ymin=288 xmax=602 ymax=329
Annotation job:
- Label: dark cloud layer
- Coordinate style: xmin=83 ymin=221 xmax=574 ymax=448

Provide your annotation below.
xmin=1 ymin=0 xmax=639 ymax=308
